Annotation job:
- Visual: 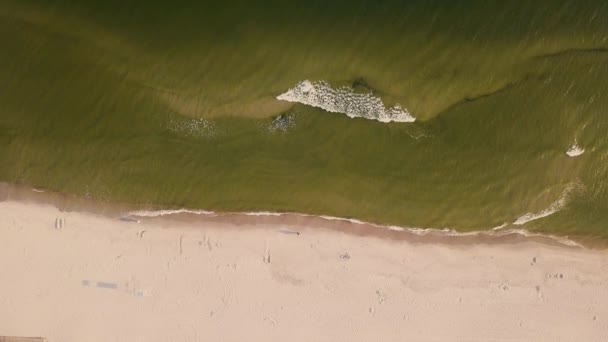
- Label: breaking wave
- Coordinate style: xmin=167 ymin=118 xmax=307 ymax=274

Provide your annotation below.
xmin=128 ymin=208 xmax=216 ymax=217
xmin=276 ymin=80 xmax=415 ymax=123
xmin=566 ymin=143 xmax=585 ymax=157
xmin=513 ymin=183 xmax=579 ymax=225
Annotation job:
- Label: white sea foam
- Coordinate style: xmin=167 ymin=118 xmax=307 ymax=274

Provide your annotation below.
xmin=488 ymin=228 xmax=581 ymax=247
xmin=319 ymin=215 xmax=368 ymax=225
xmin=167 ymin=117 xmax=220 ymax=137
xmin=491 ymin=223 xmax=508 ymax=231
xmin=128 ymin=208 xmax=216 ymax=217
xmin=513 ymin=184 xmax=578 ymax=226
xmin=276 ymin=80 xmax=415 ymax=123
xmin=244 ymin=211 xmax=284 ymax=217
xmin=566 ymin=144 xmax=585 ymax=157
xmin=387 ymin=225 xmax=406 ymax=232
xmin=126 ymin=207 xmax=582 ymax=248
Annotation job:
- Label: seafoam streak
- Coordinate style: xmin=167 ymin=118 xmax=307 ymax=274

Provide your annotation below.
xmin=276 ymin=80 xmax=415 ymax=123
xmin=513 ymin=183 xmax=579 ymax=226
xmin=128 ymin=208 xmax=216 ymax=217
xmin=126 ymin=208 xmax=582 ymax=247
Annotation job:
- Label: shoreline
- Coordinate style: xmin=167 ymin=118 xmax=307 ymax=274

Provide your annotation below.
xmin=0 ymin=182 xmax=600 ymax=249
xmin=2 ymin=195 xmax=608 ymax=341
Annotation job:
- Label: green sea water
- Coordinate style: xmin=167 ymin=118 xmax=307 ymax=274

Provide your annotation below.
xmin=1 ymin=1 xmax=607 ymax=241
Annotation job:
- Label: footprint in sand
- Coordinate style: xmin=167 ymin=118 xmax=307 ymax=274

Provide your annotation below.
xmin=535 ymin=285 xmax=545 ymax=301
xmin=210 ymin=273 xmax=234 ymax=319
xmin=263 ymin=249 xmax=271 ymax=264
xmin=54 ymin=217 xmax=66 ymax=230
xmin=204 ymin=235 xmax=213 ymax=251
xmin=376 ymin=289 xmax=387 ymax=304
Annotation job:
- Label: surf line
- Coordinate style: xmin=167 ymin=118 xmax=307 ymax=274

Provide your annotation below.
xmin=126 ymin=208 xmax=582 ymax=248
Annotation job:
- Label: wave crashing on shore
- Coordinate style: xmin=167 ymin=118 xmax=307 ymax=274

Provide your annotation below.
xmin=513 ymin=184 xmax=579 ymax=226
xmin=277 ymin=80 xmax=415 ymax=123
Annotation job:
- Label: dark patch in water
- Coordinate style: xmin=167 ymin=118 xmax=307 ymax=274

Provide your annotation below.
xmin=266 ymin=113 xmax=295 ymax=133
xmin=435 ymin=73 xmax=543 ymax=117
xmin=352 ymin=77 xmax=375 ymax=93
xmin=533 ymin=47 xmax=608 ymax=60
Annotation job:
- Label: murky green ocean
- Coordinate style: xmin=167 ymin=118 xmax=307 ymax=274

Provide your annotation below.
xmin=1 ymin=1 xmax=607 ymax=240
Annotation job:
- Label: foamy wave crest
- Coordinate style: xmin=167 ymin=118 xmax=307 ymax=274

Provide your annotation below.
xmin=492 ymin=223 xmax=509 ymax=231
xmin=128 ymin=208 xmax=216 ymax=217
xmin=566 ymin=143 xmax=585 ymax=157
xmin=276 ymin=80 xmax=415 ymax=123
xmin=244 ymin=211 xmax=284 ymax=217
xmin=481 ymin=228 xmax=582 ymax=247
xmin=513 ymin=183 xmax=579 ymax=226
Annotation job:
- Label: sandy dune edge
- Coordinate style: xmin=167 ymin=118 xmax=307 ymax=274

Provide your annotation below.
xmin=1 ymin=200 xmax=607 ymax=341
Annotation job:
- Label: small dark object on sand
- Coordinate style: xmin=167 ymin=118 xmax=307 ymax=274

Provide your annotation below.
xmin=339 ymin=252 xmax=350 ymax=260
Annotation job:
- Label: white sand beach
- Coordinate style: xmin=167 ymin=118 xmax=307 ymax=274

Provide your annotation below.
xmin=1 ymin=199 xmax=608 ymax=342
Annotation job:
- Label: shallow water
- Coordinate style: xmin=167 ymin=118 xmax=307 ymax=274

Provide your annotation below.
xmin=1 ymin=1 xmax=607 ymax=239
